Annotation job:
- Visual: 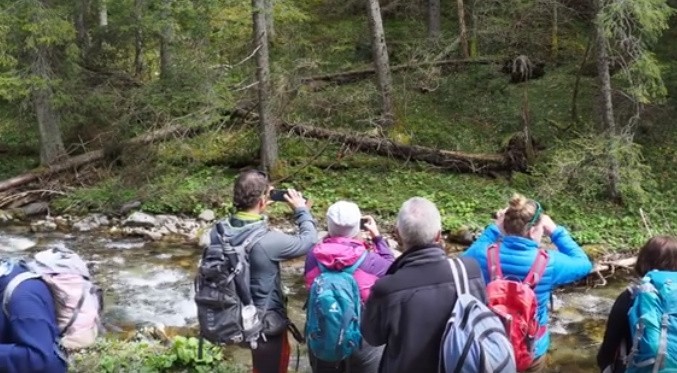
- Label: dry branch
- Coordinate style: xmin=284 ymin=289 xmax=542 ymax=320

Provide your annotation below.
xmin=300 ymin=58 xmax=498 ymax=86
xmin=593 ymin=256 xmax=636 ymax=274
xmin=280 ymin=122 xmax=513 ymax=173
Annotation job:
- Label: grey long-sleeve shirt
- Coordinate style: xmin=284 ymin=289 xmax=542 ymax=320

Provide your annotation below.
xmin=228 ymin=207 xmax=318 ymax=314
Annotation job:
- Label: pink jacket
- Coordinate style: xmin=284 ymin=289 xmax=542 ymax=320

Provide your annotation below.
xmin=304 ymin=236 xmax=395 ymax=302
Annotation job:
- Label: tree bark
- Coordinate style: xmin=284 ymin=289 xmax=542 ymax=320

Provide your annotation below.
xmin=427 ymin=0 xmax=441 ymax=42
xmin=252 ymin=0 xmax=277 ymax=172
xmin=571 ymin=38 xmax=592 ymax=121
xmin=468 ymin=0 xmax=478 ymax=57
xmin=31 ymin=43 xmax=67 ymax=166
xmin=160 ymin=0 xmax=173 ymax=81
xmin=594 ymin=4 xmax=621 ymax=201
xmin=366 ymin=0 xmax=395 ymax=127
xmin=456 ymin=0 xmax=470 ymax=58
xmin=280 ymin=122 xmax=515 ymax=173
xmin=134 ymin=0 xmax=145 ymax=78
xmin=551 ymin=0 xmax=558 ymax=60
xmin=264 ymin=0 xmax=275 ymax=40
xmin=74 ymin=0 xmax=90 ymax=51
xmin=99 ymin=0 xmax=108 ymax=26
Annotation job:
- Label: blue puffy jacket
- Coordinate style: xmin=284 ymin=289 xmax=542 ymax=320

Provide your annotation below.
xmin=0 ymin=262 xmax=67 ymax=373
xmin=462 ymin=224 xmax=593 ymax=359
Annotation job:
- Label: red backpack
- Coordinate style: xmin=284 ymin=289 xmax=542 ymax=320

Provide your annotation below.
xmin=486 ymin=244 xmax=549 ymax=372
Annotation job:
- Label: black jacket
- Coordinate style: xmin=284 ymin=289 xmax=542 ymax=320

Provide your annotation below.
xmin=361 ymin=245 xmax=487 ymax=373
xmin=597 ymin=289 xmax=632 ymax=373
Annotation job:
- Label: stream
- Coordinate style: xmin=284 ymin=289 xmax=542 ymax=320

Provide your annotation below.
xmin=0 ymin=227 xmax=622 ymax=373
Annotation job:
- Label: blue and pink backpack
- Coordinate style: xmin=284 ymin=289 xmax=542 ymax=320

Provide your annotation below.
xmin=305 ymin=252 xmax=367 ymax=362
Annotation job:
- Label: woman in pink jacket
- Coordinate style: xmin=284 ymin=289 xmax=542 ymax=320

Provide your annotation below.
xmin=304 ymin=201 xmax=395 ymax=373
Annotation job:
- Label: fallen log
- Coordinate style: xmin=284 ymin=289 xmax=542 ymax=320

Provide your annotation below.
xmin=0 ymin=123 xmax=207 ymax=194
xmin=280 ymin=122 xmax=514 ymax=173
xmin=300 ymin=58 xmax=498 ymax=86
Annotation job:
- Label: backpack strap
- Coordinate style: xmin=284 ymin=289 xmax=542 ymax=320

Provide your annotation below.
xmin=2 ymin=271 xmax=42 ymax=317
xmin=654 ymin=314 xmax=670 ymax=373
xmin=524 ymin=249 xmax=549 ymax=288
xmin=59 ymin=281 xmax=88 ymax=337
xmin=318 ymin=252 xmax=368 ymax=275
xmin=448 ymin=258 xmax=470 ymax=296
xmin=345 ymin=252 xmax=367 ymax=275
xmin=486 ymin=244 xmax=503 ymax=281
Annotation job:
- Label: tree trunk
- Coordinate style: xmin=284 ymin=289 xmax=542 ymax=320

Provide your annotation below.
xmin=160 ymin=0 xmax=173 ymax=81
xmin=264 ymin=0 xmax=275 ymax=40
xmin=74 ymin=0 xmax=89 ymax=51
xmin=456 ymin=0 xmax=470 ymax=58
xmin=427 ymin=0 xmax=441 ymax=42
xmin=99 ymin=0 xmax=108 ymax=26
xmin=366 ymin=0 xmax=395 ymax=127
xmin=252 ymin=0 xmax=277 ymax=172
xmin=594 ymin=6 xmax=621 ymax=201
xmin=551 ymin=0 xmax=558 ymax=60
xmin=468 ymin=0 xmax=478 ymax=57
xmin=279 ymin=122 xmax=516 ymax=173
xmin=31 ymin=46 xmax=66 ymax=166
xmin=571 ymin=38 xmax=592 ymax=121
xmin=134 ymin=0 xmax=144 ymax=78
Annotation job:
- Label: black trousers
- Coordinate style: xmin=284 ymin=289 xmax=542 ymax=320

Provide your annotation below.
xmin=308 ymin=342 xmax=383 ymax=373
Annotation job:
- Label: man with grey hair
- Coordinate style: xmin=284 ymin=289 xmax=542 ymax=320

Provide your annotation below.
xmin=361 ymin=197 xmax=487 ymax=373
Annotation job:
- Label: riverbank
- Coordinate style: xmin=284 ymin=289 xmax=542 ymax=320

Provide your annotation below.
xmin=1 ymin=219 xmax=633 ymax=373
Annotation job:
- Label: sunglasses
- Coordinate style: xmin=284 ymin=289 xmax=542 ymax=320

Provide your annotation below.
xmin=526 ymin=201 xmax=543 ymax=229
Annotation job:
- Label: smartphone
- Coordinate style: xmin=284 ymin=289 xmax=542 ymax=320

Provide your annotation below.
xmin=269 ymin=189 xmax=288 ymax=202
xmin=360 ymin=217 xmax=369 ymax=230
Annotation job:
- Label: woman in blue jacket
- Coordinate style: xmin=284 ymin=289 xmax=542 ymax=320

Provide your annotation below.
xmin=0 ymin=260 xmax=67 ymax=373
xmin=463 ymin=193 xmax=592 ymax=372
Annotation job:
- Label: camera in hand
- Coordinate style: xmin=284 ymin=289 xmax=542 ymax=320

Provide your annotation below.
xmin=269 ymin=189 xmax=288 ymax=202
xmin=360 ymin=217 xmax=369 ymax=231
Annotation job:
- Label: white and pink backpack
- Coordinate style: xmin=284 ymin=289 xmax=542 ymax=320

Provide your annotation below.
xmin=2 ymin=247 xmax=103 ymax=350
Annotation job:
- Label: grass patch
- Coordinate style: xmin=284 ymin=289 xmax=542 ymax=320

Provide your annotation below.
xmin=71 ymin=337 xmax=246 ymax=373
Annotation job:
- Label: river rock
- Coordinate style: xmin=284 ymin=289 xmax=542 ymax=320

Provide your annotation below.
xmin=0 ymin=210 xmax=13 ymax=223
xmin=198 ymin=209 xmax=215 ymax=222
xmin=122 ymin=227 xmax=164 ymax=241
xmin=30 ymin=219 xmax=57 ymax=233
xmin=118 ymin=200 xmax=142 ymax=216
xmin=123 ymin=212 xmax=158 ymax=228
xmin=53 ymin=215 xmax=72 ymax=228
xmin=21 ymin=202 xmax=49 ymax=217
xmin=73 ymin=213 xmax=110 ymax=232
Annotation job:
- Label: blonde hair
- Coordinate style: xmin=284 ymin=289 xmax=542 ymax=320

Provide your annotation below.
xmin=503 ymin=193 xmax=541 ymax=236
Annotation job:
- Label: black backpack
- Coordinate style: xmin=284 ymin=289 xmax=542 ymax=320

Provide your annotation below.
xmin=194 ymin=221 xmax=267 ymax=348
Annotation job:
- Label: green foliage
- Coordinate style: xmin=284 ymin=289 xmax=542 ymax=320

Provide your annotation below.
xmin=71 ymin=337 xmax=244 ymax=373
xmin=621 ymin=52 xmax=669 ymax=103
xmin=0 ymin=0 xmax=78 ymax=100
xmin=51 ymin=177 xmax=139 ymax=215
xmin=536 ymin=134 xmax=653 ymax=203
xmin=599 ymin=0 xmax=676 ymax=103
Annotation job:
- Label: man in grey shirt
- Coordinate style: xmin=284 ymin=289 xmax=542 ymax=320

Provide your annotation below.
xmin=216 ymin=170 xmax=318 ymax=373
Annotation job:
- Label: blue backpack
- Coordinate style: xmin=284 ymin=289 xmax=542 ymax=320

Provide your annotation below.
xmin=626 ymin=270 xmax=677 ymax=373
xmin=440 ymin=258 xmax=515 ymax=373
xmin=305 ymin=253 xmax=367 ymax=362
